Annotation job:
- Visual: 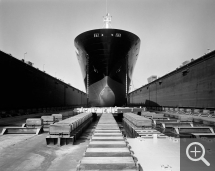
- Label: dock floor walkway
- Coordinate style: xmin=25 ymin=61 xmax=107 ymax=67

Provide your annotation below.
xmin=77 ymin=113 xmax=138 ymax=171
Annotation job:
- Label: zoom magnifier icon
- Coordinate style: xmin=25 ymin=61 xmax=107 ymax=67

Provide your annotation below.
xmin=186 ymin=142 xmax=210 ymax=166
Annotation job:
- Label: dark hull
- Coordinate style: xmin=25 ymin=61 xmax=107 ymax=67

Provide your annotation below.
xmin=75 ymin=29 xmax=140 ymax=107
xmin=0 ymin=51 xmax=87 ymax=114
xmin=88 ymin=76 xmax=125 ymax=107
xmin=128 ymin=50 xmax=215 ymax=110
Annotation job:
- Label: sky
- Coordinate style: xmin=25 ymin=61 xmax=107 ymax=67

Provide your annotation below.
xmin=1 ymin=0 xmax=215 ymax=92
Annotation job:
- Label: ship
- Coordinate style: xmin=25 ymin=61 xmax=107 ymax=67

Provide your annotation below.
xmin=74 ymin=13 xmax=141 ymax=107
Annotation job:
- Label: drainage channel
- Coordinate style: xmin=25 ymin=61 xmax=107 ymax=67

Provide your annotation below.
xmin=77 ymin=113 xmax=139 ymax=171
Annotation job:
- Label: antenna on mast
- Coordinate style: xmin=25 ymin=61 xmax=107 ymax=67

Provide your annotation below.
xmin=103 ymin=0 xmax=112 ymax=28
xmin=106 ymin=0 xmax=107 ymax=14
xmin=103 ymin=13 xmax=112 ymax=28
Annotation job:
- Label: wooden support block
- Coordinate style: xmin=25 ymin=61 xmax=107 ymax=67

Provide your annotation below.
xmin=91 ymin=136 xmax=124 ymax=141
xmin=89 ymin=141 xmax=127 ymax=148
xmin=93 ymin=133 xmax=122 ymax=136
xmin=96 ymin=124 xmax=118 ymax=126
xmin=41 ymin=116 xmax=55 ymax=122
xmin=46 ymin=136 xmax=74 ymax=146
xmin=94 ymin=130 xmax=121 ymax=133
xmin=85 ymin=148 xmax=130 ymax=157
xmin=96 ymin=127 xmax=119 ymax=130
xmin=26 ymin=118 xmax=43 ymax=126
xmin=81 ymin=157 xmax=135 ymax=164
xmin=89 ymin=141 xmax=126 ymax=145
xmin=97 ymin=123 xmax=118 ymax=125
xmin=86 ymin=148 xmax=129 ymax=153
xmin=78 ymin=163 xmax=136 ymax=170
xmin=178 ymin=115 xmax=193 ymax=122
xmin=136 ymin=130 xmax=160 ymax=134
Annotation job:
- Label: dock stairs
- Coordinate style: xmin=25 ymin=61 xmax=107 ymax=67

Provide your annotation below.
xmin=77 ymin=113 xmax=140 ymax=171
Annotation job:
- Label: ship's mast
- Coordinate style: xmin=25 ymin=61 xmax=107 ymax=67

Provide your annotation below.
xmin=103 ymin=13 xmax=112 ymax=28
xmin=103 ymin=0 xmax=111 ymax=28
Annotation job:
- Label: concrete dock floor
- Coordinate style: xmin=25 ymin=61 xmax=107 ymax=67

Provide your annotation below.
xmin=127 ymin=137 xmax=180 ymax=171
xmin=0 ymin=116 xmax=96 ymax=171
xmin=0 ymin=114 xmax=182 ymax=171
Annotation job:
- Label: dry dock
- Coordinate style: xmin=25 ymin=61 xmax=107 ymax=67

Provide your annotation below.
xmin=3 ymin=109 xmax=215 ymax=171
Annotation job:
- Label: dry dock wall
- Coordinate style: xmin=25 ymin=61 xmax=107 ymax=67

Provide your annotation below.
xmin=0 ymin=51 xmax=87 ymax=112
xmin=128 ymin=50 xmax=215 ymax=109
